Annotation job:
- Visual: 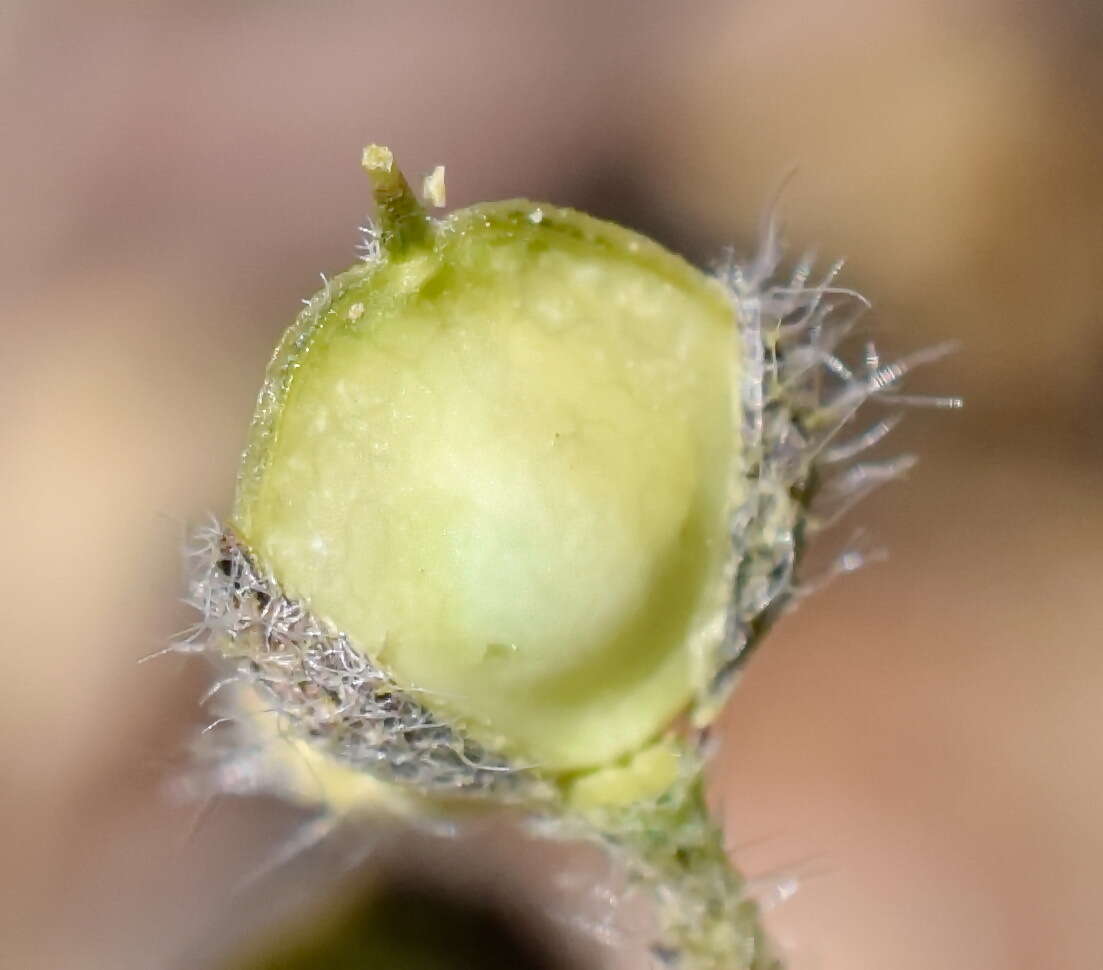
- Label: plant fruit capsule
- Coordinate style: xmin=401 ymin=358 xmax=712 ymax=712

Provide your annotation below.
xmin=231 ymin=147 xmax=742 ymax=786
xmin=190 ymin=146 xmax=943 ymax=970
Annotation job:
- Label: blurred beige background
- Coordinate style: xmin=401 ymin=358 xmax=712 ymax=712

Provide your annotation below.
xmin=3 ymin=1 xmax=1102 ymax=968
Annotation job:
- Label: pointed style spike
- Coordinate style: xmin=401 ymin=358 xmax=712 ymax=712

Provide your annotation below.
xmin=360 ymin=144 xmax=433 ymax=255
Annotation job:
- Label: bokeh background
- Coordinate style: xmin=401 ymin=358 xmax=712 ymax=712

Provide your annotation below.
xmin=4 ymin=1 xmax=1103 ymax=967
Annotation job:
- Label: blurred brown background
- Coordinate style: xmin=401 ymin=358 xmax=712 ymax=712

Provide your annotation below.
xmin=3 ymin=1 xmax=1102 ymax=968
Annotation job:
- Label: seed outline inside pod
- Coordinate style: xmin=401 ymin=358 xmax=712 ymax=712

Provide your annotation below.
xmin=231 ymin=148 xmax=743 ymax=784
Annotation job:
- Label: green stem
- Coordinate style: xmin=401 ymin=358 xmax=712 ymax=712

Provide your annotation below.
xmin=593 ymin=773 xmax=779 ymax=970
xmin=361 ymin=145 xmax=434 ymax=257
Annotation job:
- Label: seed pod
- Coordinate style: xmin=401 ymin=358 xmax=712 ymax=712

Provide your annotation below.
xmin=181 ymin=146 xmax=952 ymax=970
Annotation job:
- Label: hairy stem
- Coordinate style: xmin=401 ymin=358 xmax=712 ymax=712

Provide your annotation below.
xmin=582 ymin=767 xmax=778 ymax=970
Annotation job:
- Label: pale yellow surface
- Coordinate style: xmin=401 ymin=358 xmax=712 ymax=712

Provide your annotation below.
xmin=238 ymin=206 xmax=740 ymax=773
xmin=566 ymin=738 xmax=683 ymax=811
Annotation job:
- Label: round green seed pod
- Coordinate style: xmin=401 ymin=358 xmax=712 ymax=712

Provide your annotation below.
xmin=230 ymin=146 xmax=742 ymax=795
xmin=183 ymin=145 xmax=948 ymax=970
